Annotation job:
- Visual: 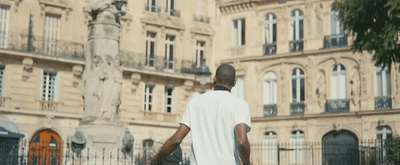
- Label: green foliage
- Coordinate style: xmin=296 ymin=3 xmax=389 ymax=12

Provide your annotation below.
xmin=386 ymin=137 xmax=400 ymax=163
xmin=333 ymin=0 xmax=400 ymax=66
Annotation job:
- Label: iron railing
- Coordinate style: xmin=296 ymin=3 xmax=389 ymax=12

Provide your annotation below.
xmin=2 ymin=139 xmax=399 ymax=165
xmin=324 ymin=34 xmax=348 ymax=49
xmin=145 ymin=5 xmax=161 ymax=13
xmin=0 ymin=31 xmax=85 ymax=61
xmin=264 ymin=104 xmax=277 ymax=117
xmin=325 ymin=99 xmax=350 ymax=113
xmin=263 ymin=43 xmax=277 ymax=55
xmin=375 ymin=96 xmax=392 ymax=110
xmin=167 ymin=9 xmax=180 ymax=17
xmin=289 ymin=40 xmax=303 ymax=52
xmin=290 ymin=102 xmax=305 ymax=115
xmin=193 ymin=15 xmax=210 ymax=24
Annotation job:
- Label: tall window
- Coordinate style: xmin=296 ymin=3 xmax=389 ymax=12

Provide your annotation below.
xmin=0 ymin=66 xmax=5 ymax=96
xmin=0 ymin=6 xmax=10 ymax=48
xmin=289 ymin=10 xmax=303 ymax=52
xmin=164 ymin=87 xmax=174 ymax=113
xmin=376 ymin=126 xmax=392 ymax=163
xmin=331 ymin=64 xmax=347 ymax=99
xmin=147 ymin=0 xmax=158 ymax=12
xmin=263 ymin=132 xmax=277 ymax=164
xmin=290 ymin=130 xmax=305 ymax=164
xmin=330 ymin=7 xmax=345 ymax=36
xmin=42 ymin=72 xmax=58 ymax=101
xmin=166 ymin=0 xmax=176 ymax=15
xmin=144 ymin=85 xmax=155 ymax=111
xmin=165 ymin=35 xmax=175 ymax=70
xmin=264 ymin=71 xmax=278 ymax=105
xmin=232 ymin=19 xmax=245 ymax=47
xmin=232 ymin=76 xmax=245 ymax=99
xmin=375 ymin=64 xmax=391 ymax=97
xmin=264 ymin=13 xmax=277 ymax=55
xmin=146 ymin=32 xmax=156 ymax=67
xmin=44 ymin=14 xmax=61 ymax=55
xmin=194 ymin=41 xmax=205 ymax=68
xmin=291 ymin=68 xmax=305 ymax=102
xmin=196 ymin=0 xmax=206 ymax=16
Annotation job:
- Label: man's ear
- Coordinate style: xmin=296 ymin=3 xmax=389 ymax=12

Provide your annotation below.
xmin=232 ymin=80 xmax=236 ymax=87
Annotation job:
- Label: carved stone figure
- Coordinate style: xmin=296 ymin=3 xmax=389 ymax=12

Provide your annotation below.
xmin=68 ymin=130 xmax=87 ymax=157
xmin=121 ymin=129 xmax=135 ymax=157
xmin=316 ymin=72 xmax=326 ymax=109
xmin=90 ymin=0 xmax=127 ymax=24
xmin=350 ymin=70 xmax=360 ymax=108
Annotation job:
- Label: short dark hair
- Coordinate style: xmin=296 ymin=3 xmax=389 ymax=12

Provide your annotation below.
xmin=216 ymin=64 xmax=236 ymax=85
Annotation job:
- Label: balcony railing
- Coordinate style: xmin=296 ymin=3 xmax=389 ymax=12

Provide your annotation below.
xmin=145 ymin=5 xmax=161 ymax=13
xmin=375 ymin=96 xmax=392 ymax=110
xmin=290 ymin=102 xmax=305 ymax=115
xmin=122 ymin=51 xmax=187 ymax=73
xmin=0 ymin=31 xmax=85 ymax=61
xmin=264 ymin=104 xmax=277 ymax=117
xmin=166 ymin=9 xmax=180 ymax=17
xmin=325 ymin=99 xmax=350 ymax=113
xmin=289 ymin=40 xmax=304 ymax=52
xmin=193 ymin=15 xmax=210 ymax=24
xmin=263 ymin=43 xmax=276 ymax=55
xmin=324 ymin=34 xmax=348 ymax=49
xmin=39 ymin=100 xmax=59 ymax=112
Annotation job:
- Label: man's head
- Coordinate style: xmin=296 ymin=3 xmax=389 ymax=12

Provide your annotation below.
xmin=214 ymin=64 xmax=236 ymax=88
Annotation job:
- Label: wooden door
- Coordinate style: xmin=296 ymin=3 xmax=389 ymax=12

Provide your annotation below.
xmin=28 ymin=129 xmax=63 ymax=165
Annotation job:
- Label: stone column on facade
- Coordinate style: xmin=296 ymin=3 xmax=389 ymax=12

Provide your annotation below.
xmin=75 ymin=0 xmax=130 ymax=163
xmin=393 ymin=64 xmax=400 ymax=109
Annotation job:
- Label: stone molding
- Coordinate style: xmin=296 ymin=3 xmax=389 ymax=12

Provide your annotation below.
xmin=38 ymin=0 xmax=72 ymax=20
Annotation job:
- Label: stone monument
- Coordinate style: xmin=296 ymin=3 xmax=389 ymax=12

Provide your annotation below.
xmin=73 ymin=0 xmax=130 ymax=162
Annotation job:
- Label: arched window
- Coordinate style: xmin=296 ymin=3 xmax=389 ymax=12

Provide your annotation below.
xmin=289 ymin=9 xmax=304 ymax=52
xmin=376 ymin=126 xmax=392 ymax=140
xmin=290 ymin=130 xmax=305 ymax=163
xmin=331 ymin=64 xmax=346 ymax=99
xmin=264 ymin=13 xmax=277 ymax=55
xmin=291 ymin=68 xmax=305 ymax=102
xmin=264 ymin=71 xmax=278 ymax=116
xmin=263 ymin=132 xmax=277 ymax=164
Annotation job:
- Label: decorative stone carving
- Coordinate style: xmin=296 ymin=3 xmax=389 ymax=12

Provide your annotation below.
xmin=67 ymin=129 xmax=87 ymax=157
xmin=22 ymin=58 xmax=33 ymax=71
xmin=121 ymin=129 xmax=135 ymax=157
xmin=72 ymin=65 xmax=83 ymax=87
xmin=395 ymin=64 xmax=400 ymax=95
xmin=130 ymin=73 xmax=141 ymax=93
xmin=90 ymin=0 xmax=127 ymax=24
xmin=38 ymin=0 xmax=72 ymax=20
xmin=350 ymin=70 xmax=361 ymax=109
xmin=333 ymin=121 xmax=341 ymax=132
xmin=316 ymin=72 xmax=326 ymax=109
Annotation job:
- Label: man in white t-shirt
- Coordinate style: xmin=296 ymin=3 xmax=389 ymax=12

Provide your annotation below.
xmin=151 ymin=64 xmax=251 ymax=165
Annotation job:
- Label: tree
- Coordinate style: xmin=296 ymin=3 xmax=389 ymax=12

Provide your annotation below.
xmin=333 ymin=0 xmax=400 ymax=65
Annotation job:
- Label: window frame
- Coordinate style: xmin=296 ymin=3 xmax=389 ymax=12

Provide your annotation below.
xmin=291 ymin=68 xmax=305 ymax=103
xmin=264 ymin=13 xmax=277 ymax=44
xmin=232 ymin=19 xmax=246 ymax=47
xmin=165 ymin=35 xmax=175 ymax=70
xmin=146 ymin=32 xmax=157 ymax=67
xmin=330 ymin=64 xmax=347 ymax=99
xmin=195 ymin=41 xmax=206 ymax=68
xmin=289 ymin=9 xmax=304 ymax=41
xmin=144 ymin=84 xmax=156 ymax=111
xmin=0 ymin=6 xmax=10 ymax=48
xmin=264 ymin=71 xmax=278 ymax=105
xmin=41 ymin=71 xmax=58 ymax=101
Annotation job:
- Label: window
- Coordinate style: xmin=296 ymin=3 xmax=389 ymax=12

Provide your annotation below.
xmin=147 ymin=0 xmax=158 ymax=12
xmin=232 ymin=76 xmax=245 ymax=99
xmin=164 ymin=87 xmax=174 ymax=113
xmin=330 ymin=7 xmax=345 ymax=36
xmin=196 ymin=0 xmax=206 ymax=15
xmin=264 ymin=13 xmax=277 ymax=55
xmin=165 ymin=35 xmax=175 ymax=70
xmin=331 ymin=64 xmax=347 ymax=99
xmin=289 ymin=10 xmax=304 ymax=52
xmin=376 ymin=126 xmax=392 ymax=140
xmin=0 ymin=6 xmax=10 ymax=48
xmin=376 ymin=126 xmax=392 ymax=163
xmin=142 ymin=139 xmax=154 ymax=164
xmin=232 ymin=19 xmax=245 ymax=47
xmin=291 ymin=68 xmax=305 ymax=102
xmin=144 ymin=85 xmax=156 ymax=111
xmin=375 ymin=64 xmax=391 ymax=97
xmin=44 ymin=14 xmax=61 ymax=55
xmin=42 ymin=72 xmax=58 ymax=101
xmin=264 ymin=72 xmax=278 ymax=105
xmin=166 ymin=0 xmax=177 ymax=16
xmin=263 ymin=132 xmax=277 ymax=164
xmin=0 ymin=66 xmax=5 ymax=96
xmin=146 ymin=32 xmax=156 ymax=67
xmin=290 ymin=130 xmax=305 ymax=164
xmin=194 ymin=41 xmax=205 ymax=68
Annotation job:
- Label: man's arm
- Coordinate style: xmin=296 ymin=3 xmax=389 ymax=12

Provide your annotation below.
xmin=151 ymin=124 xmax=190 ymax=165
xmin=236 ymin=123 xmax=250 ymax=165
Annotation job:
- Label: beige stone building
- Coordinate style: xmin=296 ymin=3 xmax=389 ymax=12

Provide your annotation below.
xmin=0 ymin=0 xmax=399 ymax=164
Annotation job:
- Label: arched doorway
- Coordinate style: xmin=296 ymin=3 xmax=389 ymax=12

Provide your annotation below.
xmin=28 ymin=129 xmax=63 ymax=165
xmin=322 ymin=130 xmax=359 ymax=165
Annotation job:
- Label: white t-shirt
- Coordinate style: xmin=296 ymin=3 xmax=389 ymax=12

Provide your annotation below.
xmin=180 ymin=90 xmax=251 ymax=165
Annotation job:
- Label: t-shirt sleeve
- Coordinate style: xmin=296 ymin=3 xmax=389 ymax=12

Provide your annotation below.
xmin=234 ymin=101 xmax=251 ymax=132
xmin=179 ymin=101 xmax=192 ymax=129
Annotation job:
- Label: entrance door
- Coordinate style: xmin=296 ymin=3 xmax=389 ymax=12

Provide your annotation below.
xmin=28 ymin=129 xmax=63 ymax=165
xmin=322 ymin=130 xmax=359 ymax=165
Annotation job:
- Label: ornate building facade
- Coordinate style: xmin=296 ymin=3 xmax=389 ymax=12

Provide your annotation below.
xmin=0 ymin=0 xmax=399 ymax=164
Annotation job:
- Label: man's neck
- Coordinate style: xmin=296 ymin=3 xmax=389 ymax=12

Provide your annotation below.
xmin=214 ymin=85 xmax=231 ymax=92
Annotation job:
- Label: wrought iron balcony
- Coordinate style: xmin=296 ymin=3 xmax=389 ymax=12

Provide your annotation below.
xmin=289 ymin=40 xmax=303 ymax=52
xmin=290 ymin=102 xmax=305 ymax=115
xmin=325 ymin=99 xmax=350 ymax=113
xmin=146 ymin=5 xmax=161 ymax=13
xmin=166 ymin=9 xmax=180 ymax=17
xmin=122 ymin=51 xmax=182 ymax=73
xmin=180 ymin=59 xmax=209 ymax=74
xmin=263 ymin=43 xmax=276 ymax=55
xmin=375 ymin=96 xmax=392 ymax=110
xmin=0 ymin=31 xmax=85 ymax=61
xmin=264 ymin=104 xmax=277 ymax=117
xmin=324 ymin=34 xmax=348 ymax=49
xmin=193 ymin=15 xmax=210 ymax=24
